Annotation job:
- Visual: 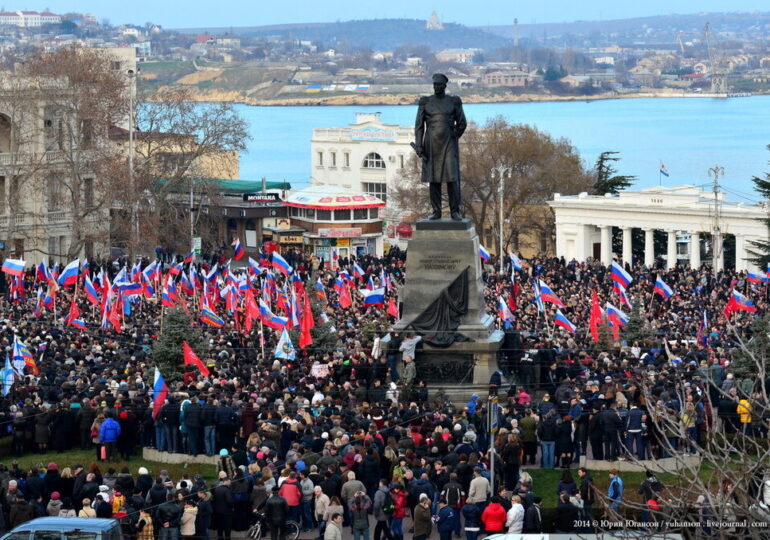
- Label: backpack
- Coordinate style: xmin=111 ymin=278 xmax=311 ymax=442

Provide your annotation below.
xmin=444 ymin=486 xmax=461 ymax=508
xmin=381 ymin=491 xmax=394 ymax=514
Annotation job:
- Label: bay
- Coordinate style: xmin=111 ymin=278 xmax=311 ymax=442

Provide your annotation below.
xmin=237 ymin=95 xmax=770 ymax=202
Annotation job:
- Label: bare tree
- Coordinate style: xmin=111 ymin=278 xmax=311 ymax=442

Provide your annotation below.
xmin=592 ymin=315 xmax=770 ymax=539
xmin=111 ymin=86 xmax=250 ymax=257
xmin=0 ymin=46 xmax=131 ymax=261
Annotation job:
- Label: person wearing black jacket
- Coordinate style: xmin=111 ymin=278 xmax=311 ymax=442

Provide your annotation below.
xmin=156 ymin=493 xmax=183 ymax=540
xmin=184 ymin=399 xmax=203 ymax=456
xmin=385 ymin=332 xmax=402 ymax=383
xmin=588 ymin=407 xmax=604 ymax=460
xmin=577 ymin=467 xmax=595 ymax=525
xmin=147 ymin=478 xmax=168 ymax=509
xmin=264 ymin=487 xmax=289 ymax=540
xmin=599 ymin=403 xmax=624 ymax=461
xmin=196 ymin=490 xmax=213 ymax=540
xmin=213 ymin=478 xmax=234 ymax=540
xmin=201 ymin=398 xmax=217 ymax=457
xmin=522 ymin=496 xmax=542 ymax=534
xmin=553 ymin=493 xmax=579 ymax=533
xmin=161 ymin=399 xmax=181 ymax=454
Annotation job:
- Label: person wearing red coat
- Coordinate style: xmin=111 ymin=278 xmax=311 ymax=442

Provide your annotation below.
xmin=480 ymin=497 xmax=507 ymax=534
xmin=389 ymin=484 xmax=408 ymax=540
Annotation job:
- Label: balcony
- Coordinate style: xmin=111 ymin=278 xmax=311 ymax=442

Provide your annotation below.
xmin=47 ymin=210 xmax=67 ymax=222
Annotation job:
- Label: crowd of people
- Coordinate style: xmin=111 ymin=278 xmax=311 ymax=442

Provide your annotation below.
xmin=0 ymin=247 xmax=768 ymax=537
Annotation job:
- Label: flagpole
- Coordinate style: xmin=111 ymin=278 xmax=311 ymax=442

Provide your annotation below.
xmin=258 ymin=317 xmax=265 ymax=360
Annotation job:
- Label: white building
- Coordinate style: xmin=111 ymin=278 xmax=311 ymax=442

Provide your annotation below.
xmin=310 ymin=113 xmax=412 ymax=223
xmin=548 ymin=185 xmax=768 ymax=272
xmin=0 ymin=10 xmax=61 ymax=27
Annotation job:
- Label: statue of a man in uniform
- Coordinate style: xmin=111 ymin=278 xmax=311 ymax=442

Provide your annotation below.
xmin=413 ymin=73 xmax=468 ymax=221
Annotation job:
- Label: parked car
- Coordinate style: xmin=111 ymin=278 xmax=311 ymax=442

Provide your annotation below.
xmin=1 ymin=518 xmax=121 ymax=540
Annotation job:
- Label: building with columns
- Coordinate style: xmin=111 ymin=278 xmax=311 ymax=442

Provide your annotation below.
xmin=548 ymin=185 xmax=767 ymax=271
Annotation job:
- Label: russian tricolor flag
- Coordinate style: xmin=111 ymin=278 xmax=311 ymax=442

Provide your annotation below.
xmin=360 ymin=287 xmax=385 ymax=307
xmin=1 ymin=258 xmax=25 ymax=277
xmin=271 ymin=252 xmax=293 ymax=276
xmin=479 ymin=245 xmax=490 ymax=262
xmin=747 ymin=271 xmax=769 ymax=284
xmin=606 ymin=302 xmax=629 ymax=326
xmin=537 ymin=280 xmax=565 ymax=307
xmin=57 ymin=259 xmax=80 ymax=287
xmin=509 ymin=252 xmax=522 ymax=271
xmin=610 ymin=261 xmax=633 ymax=289
xmin=731 ymin=290 xmax=757 ymax=313
xmin=353 ymin=262 xmax=365 ymax=280
xmin=653 ymin=277 xmax=674 ymax=298
xmin=315 ymin=278 xmax=327 ymax=301
xmin=120 ymin=282 xmax=143 ymax=296
xmin=184 ymin=251 xmax=195 ymax=264
xmin=248 ymin=257 xmax=263 ymax=276
xmin=259 ymin=299 xmax=289 ymax=329
xmin=554 ymin=310 xmax=576 ymax=333
xmin=232 ymin=238 xmax=245 ymax=261
xmin=152 ymin=367 xmax=168 ymax=419
xmin=498 ymin=296 xmax=514 ymax=322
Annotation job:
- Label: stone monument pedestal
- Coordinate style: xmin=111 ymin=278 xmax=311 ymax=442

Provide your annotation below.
xmin=395 ymin=218 xmax=502 ymax=393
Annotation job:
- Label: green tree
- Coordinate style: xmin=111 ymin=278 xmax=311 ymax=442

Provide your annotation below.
xmin=623 ymin=310 xmax=654 ymax=345
xmin=592 ymin=151 xmax=636 ymax=195
xmin=747 ymin=146 xmax=770 ymax=267
xmin=152 ymin=308 xmax=207 ymax=380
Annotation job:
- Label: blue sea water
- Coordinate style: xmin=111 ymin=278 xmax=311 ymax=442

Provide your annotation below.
xmin=236 ymin=95 xmax=770 ymax=202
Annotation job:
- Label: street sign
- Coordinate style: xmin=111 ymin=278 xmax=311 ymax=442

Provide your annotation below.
xmin=192 ymin=236 xmax=202 ymax=255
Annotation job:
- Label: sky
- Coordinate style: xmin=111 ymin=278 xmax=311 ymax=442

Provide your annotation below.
xmin=33 ymin=0 xmax=770 ymax=29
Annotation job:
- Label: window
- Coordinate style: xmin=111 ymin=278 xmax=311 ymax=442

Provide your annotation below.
xmin=399 ymin=154 xmax=405 ymax=168
xmin=343 ymin=152 xmax=350 ymax=167
xmin=47 ymin=177 xmax=60 ymax=211
xmin=317 ymin=151 xmax=324 ymax=166
xmin=362 ymin=152 xmax=385 ymax=169
xmin=84 ymin=178 xmax=94 ymax=209
xmin=48 ymin=237 xmax=57 ymax=257
xmin=334 ymin=209 xmax=351 ymax=221
xmin=10 ymin=176 xmax=21 ymax=211
xmin=362 ymin=182 xmax=387 ymax=203
xmin=369 ymin=208 xmax=379 ymax=219
xmin=316 ymin=209 xmax=331 ymax=221
xmin=330 ymin=152 xmax=336 ymax=167
xmin=353 ymin=208 xmax=368 ymax=220
xmin=0 ymin=176 xmax=5 ymax=213
xmin=303 ymin=208 xmax=315 ymax=220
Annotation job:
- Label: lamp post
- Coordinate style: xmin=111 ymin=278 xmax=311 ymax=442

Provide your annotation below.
xmin=127 ymin=68 xmax=138 ymax=260
xmin=708 ymin=165 xmax=724 ymax=271
xmin=491 ymin=165 xmax=511 ymax=275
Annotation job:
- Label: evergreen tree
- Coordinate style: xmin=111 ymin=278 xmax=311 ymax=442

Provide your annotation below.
xmin=623 ymin=310 xmax=654 ymax=345
xmin=747 ymin=146 xmax=770 ymax=267
xmin=152 ymin=308 xmax=207 ymax=381
xmin=593 ymin=151 xmax=636 ymax=195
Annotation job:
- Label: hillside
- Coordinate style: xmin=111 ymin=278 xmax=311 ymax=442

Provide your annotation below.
xmin=174 ymin=18 xmax=509 ymax=51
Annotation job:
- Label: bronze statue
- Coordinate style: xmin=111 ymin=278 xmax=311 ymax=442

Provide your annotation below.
xmin=413 ymin=73 xmax=468 ymax=221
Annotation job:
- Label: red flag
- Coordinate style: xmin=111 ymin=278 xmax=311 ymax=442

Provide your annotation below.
xmin=66 ymin=297 xmax=81 ymax=325
xmin=507 ymin=284 xmax=517 ymax=312
xmin=339 ymin=284 xmax=352 ymax=309
xmin=387 ymin=297 xmax=399 ymax=318
xmin=108 ymin=301 xmax=122 ymax=333
xmin=722 ymin=296 xmax=736 ymax=319
xmin=299 ymin=292 xmax=314 ymax=349
xmin=589 ymin=290 xmax=602 ymax=343
xmin=183 ymin=340 xmax=210 ymax=377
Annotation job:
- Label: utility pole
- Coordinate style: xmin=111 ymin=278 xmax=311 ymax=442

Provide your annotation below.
xmin=491 ymin=165 xmax=511 ymax=275
xmin=709 ymin=165 xmax=724 ymax=271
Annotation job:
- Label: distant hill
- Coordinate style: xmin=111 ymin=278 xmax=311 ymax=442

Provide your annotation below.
xmin=173 ymin=18 xmax=509 ymax=51
xmin=481 ymin=11 xmax=770 ymax=41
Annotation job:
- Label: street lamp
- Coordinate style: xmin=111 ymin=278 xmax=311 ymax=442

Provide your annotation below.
xmin=491 ymin=165 xmax=511 ymax=275
xmin=127 ymin=68 xmax=138 ymax=259
xmin=708 ymin=165 xmax=724 ymax=271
